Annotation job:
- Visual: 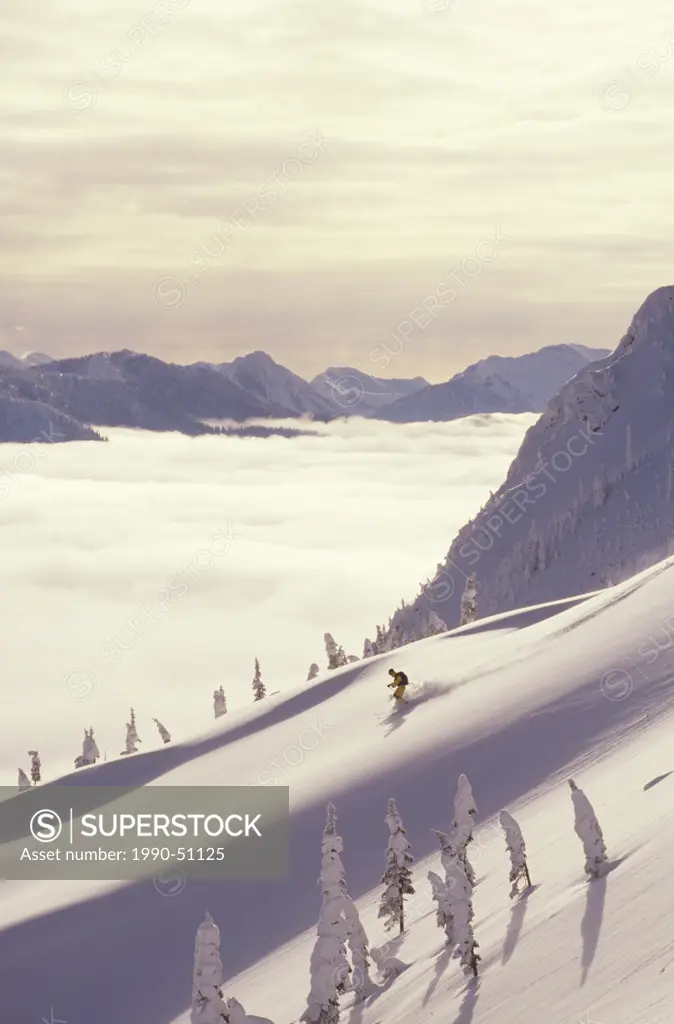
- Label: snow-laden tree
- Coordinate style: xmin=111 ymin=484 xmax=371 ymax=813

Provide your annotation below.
xmin=362 ymin=639 xmax=376 ymax=659
xmin=568 ymin=779 xmax=609 ymax=878
xmin=499 ymin=809 xmax=531 ymax=897
xmin=17 ymin=768 xmax=31 ymax=792
xmin=342 ymin=894 xmax=374 ymax=1000
xmin=213 ymin=686 xmax=227 ymax=719
xmin=433 ymin=828 xmax=454 ymax=876
xmin=121 ymin=709 xmax=141 ymax=756
xmin=301 ymin=804 xmax=352 ymax=1024
xmin=378 ymin=798 xmax=414 ymax=934
xmin=28 ymin=750 xmax=41 ymax=784
xmin=307 ymin=663 xmax=320 ymax=681
xmin=75 ymin=727 xmax=99 ymax=769
xmin=252 ymin=658 xmax=266 ymax=701
xmin=388 ymin=624 xmax=404 ymax=650
xmin=84 ymin=727 xmax=100 ymax=763
xmin=446 ymin=856 xmax=480 ymax=976
xmin=370 ymin=946 xmax=407 ymax=982
xmin=190 ymin=912 xmax=228 ymax=1024
xmin=153 ymin=718 xmax=172 ymax=744
xmin=128 ymin=708 xmax=141 ymax=746
xmin=448 ymin=774 xmax=477 ymax=885
xmin=324 ymin=634 xmax=348 ymax=671
xmin=427 ymin=870 xmax=453 ymax=944
xmin=224 ymin=998 xmax=246 ymax=1024
xmin=423 ymin=610 xmax=447 ymax=637
xmin=459 ymin=574 xmax=477 ymax=626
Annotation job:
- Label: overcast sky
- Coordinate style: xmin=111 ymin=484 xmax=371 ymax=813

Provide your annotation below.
xmin=3 ymin=0 xmax=674 ymax=379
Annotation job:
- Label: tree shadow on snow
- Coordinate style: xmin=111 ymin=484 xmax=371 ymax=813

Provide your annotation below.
xmin=580 ymin=874 xmax=607 ymax=985
xmin=501 ymin=884 xmax=539 ymax=965
xmin=347 ymin=993 xmax=366 ymax=1024
xmin=644 ymin=771 xmax=673 ymax=791
xmin=454 ymin=976 xmax=479 ymax=1024
xmin=422 ymin=945 xmax=453 ymax=1005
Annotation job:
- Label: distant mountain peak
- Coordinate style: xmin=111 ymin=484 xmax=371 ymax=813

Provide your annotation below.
xmin=376 ymin=343 xmax=611 ymax=423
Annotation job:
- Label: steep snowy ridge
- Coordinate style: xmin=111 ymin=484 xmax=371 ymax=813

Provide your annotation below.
xmin=3 ymin=557 xmax=674 ymax=1023
xmin=384 ymin=286 xmax=674 ymax=636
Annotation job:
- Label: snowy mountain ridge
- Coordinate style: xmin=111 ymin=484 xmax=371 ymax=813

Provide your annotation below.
xmin=381 ymin=285 xmax=674 ymax=639
xmin=214 ymin=351 xmax=337 ymax=418
xmin=376 ymin=344 xmax=611 ymax=423
xmin=0 ymin=343 xmax=613 ymax=440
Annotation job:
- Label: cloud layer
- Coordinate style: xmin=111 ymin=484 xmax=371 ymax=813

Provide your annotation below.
xmin=0 ymin=416 xmax=534 ymax=782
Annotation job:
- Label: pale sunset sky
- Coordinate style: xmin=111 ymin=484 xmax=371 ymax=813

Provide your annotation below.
xmin=2 ymin=0 xmax=674 ymax=380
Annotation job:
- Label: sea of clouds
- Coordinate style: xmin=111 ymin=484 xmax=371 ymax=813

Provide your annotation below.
xmin=0 ymin=414 xmax=536 ymax=782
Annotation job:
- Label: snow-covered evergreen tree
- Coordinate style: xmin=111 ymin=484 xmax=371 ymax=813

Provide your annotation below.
xmin=75 ymin=727 xmax=99 ymax=769
xmin=301 ymin=803 xmax=351 ymax=1024
xmin=378 ymin=798 xmax=414 ymax=934
xmin=153 ymin=718 xmax=172 ymax=744
xmin=499 ymin=809 xmax=531 ymax=897
xmin=449 ymin=774 xmax=477 ymax=885
xmin=213 ymin=686 xmax=227 ymax=718
xmin=190 ymin=912 xmax=228 ymax=1024
xmin=362 ymin=639 xmax=376 ymax=659
xmin=307 ymin=663 xmax=320 ymax=681
xmin=28 ymin=750 xmax=41 ymax=785
xmin=342 ymin=894 xmax=374 ymax=1000
xmin=569 ymin=779 xmax=609 ymax=878
xmin=128 ymin=707 xmax=141 ymax=746
xmin=84 ymin=726 xmax=100 ymax=763
xmin=423 ymin=610 xmax=447 ymax=637
xmin=121 ymin=708 xmax=141 ymax=755
xmin=459 ymin=574 xmax=477 ymax=626
xmin=446 ymin=856 xmax=480 ymax=976
xmin=17 ymin=768 xmax=31 ymax=792
xmin=388 ymin=624 xmax=404 ymax=649
xmin=252 ymin=658 xmax=266 ymax=701
xmin=370 ymin=946 xmax=407 ymax=982
xmin=324 ymin=634 xmax=348 ymax=671
xmin=427 ymin=869 xmax=453 ymax=944
xmin=224 ymin=998 xmax=246 ymax=1024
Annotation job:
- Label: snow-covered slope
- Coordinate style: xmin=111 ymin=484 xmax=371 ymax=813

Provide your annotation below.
xmin=383 ymin=287 xmax=674 ymax=635
xmin=3 ymin=556 xmax=674 ymax=1023
xmin=377 ymin=344 xmax=610 ymax=423
xmin=215 ymin=351 xmax=337 ymax=418
xmin=311 ymin=366 xmax=429 ymax=413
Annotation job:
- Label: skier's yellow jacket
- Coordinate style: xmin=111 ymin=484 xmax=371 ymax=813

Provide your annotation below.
xmin=388 ymin=671 xmax=408 ymax=699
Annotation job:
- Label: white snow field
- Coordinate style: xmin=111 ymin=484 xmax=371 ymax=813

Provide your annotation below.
xmin=2 ymin=555 xmax=674 ymax=1023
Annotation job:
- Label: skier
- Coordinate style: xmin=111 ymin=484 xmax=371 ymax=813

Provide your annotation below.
xmin=387 ymin=668 xmax=409 ymax=703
